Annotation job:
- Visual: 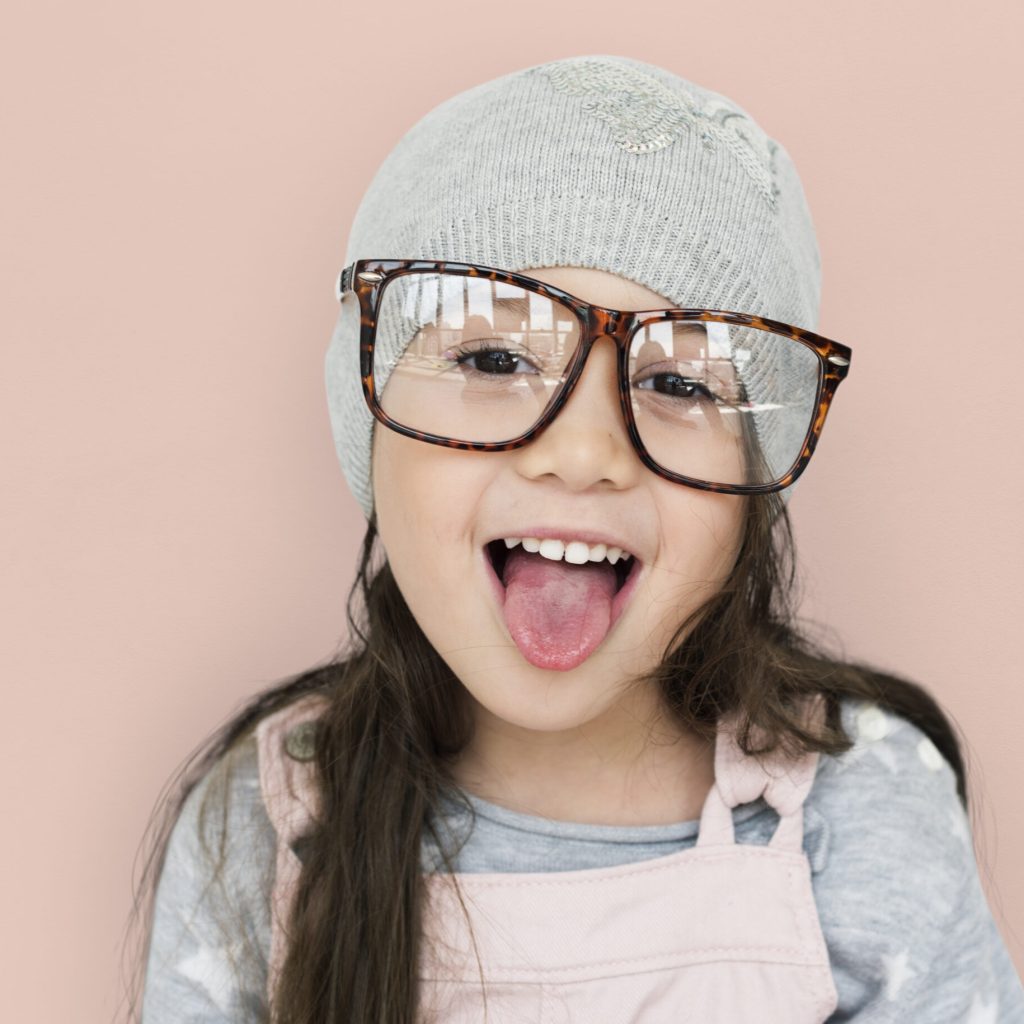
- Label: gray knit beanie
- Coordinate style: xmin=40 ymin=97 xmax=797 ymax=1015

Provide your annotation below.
xmin=325 ymin=55 xmax=822 ymax=519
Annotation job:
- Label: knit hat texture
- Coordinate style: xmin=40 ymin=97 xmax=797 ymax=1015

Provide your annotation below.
xmin=325 ymin=55 xmax=822 ymax=518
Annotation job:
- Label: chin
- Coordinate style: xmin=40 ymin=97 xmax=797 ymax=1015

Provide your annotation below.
xmin=463 ymin=672 xmax=623 ymax=736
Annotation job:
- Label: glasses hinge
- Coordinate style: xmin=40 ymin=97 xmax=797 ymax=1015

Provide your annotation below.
xmin=335 ymin=265 xmax=353 ymax=301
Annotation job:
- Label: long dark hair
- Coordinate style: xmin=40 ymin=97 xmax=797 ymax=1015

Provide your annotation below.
xmin=120 ymin=490 xmax=969 ymax=1023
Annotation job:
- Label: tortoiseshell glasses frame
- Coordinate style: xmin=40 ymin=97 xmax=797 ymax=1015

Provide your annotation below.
xmin=336 ymin=259 xmax=853 ymax=496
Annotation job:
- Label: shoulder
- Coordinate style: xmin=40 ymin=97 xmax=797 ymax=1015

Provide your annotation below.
xmin=807 ymin=696 xmax=972 ymax=907
xmin=144 ymin=734 xmax=277 ymax=1021
xmin=805 ymin=696 xmax=978 ymax=950
xmin=161 ymin=732 xmax=277 ymax=899
xmin=162 ymin=691 xmax=330 ymax=872
xmin=801 ymin=698 xmax=1024 ymax=1015
xmin=144 ymin=694 xmax=330 ymax=1022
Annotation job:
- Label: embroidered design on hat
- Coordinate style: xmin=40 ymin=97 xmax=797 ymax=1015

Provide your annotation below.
xmin=533 ymin=57 xmax=776 ymax=207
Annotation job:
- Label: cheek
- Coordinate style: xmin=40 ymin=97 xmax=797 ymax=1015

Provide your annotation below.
xmin=371 ymin=431 xmax=489 ymax=636
xmin=688 ymin=498 xmax=744 ymax=575
xmin=373 ymin=431 xmax=480 ymax=532
xmin=643 ymin=493 xmax=745 ymax=621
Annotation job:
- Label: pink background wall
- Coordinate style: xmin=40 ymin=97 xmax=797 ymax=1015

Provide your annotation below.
xmin=3 ymin=1 xmax=1021 ymax=1019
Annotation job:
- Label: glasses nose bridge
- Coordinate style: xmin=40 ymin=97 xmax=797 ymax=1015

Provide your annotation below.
xmin=568 ymin=305 xmax=634 ymax=403
xmin=584 ymin=305 xmax=634 ymax=351
xmin=556 ymin=304 xmax=634 ymax=435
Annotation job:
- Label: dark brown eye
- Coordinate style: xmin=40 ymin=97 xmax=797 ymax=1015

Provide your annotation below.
xmin=449 ymin=343 xmax=542 ymax=377
xmin=636 ymin=373 xmax=712 ymax=399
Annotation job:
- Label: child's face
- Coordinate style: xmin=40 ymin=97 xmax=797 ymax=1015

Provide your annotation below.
xmin=371 ymin=266 xmax=745 ymax=738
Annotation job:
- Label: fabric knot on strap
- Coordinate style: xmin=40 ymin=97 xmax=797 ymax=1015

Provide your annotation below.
xmin=715 ymin=694 xmax=826 ymax=817
xmin=255 ymin=693 xmax=330 ymax=845
xmin=697 ymin=694 xmax=827 ymax=852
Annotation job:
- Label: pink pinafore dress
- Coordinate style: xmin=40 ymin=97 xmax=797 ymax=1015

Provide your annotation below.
xmin=255 ymin=693 xmax=838 ymax=1022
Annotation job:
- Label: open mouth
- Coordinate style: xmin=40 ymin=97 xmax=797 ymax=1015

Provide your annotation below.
xmin=481 ymin=538 xmax=644 ymax=671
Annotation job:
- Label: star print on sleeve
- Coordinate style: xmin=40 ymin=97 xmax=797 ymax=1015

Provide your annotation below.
xmin=964 ymin=989 xmax=1001 ymax=1024
xmin=879 ymin=949 xmax=916 ymax=1001
xmin=827 ymin=700 xmax=904 ymax=776
xmin=174 ymin=941 xmax=249 ymax=1017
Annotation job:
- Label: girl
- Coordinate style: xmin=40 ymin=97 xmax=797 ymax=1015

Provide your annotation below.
xmin=132 ymin=55 xmax=1024 ymax=1022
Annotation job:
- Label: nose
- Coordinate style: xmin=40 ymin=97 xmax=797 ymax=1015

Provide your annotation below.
xmin=511 ymin=336 xmax=643 ymax=492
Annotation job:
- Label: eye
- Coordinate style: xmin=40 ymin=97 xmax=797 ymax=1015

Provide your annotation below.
xmin=635 ymin=371 xmax=715 ymax=400
xmin=449 ymin=342 xmax=542 ymax=376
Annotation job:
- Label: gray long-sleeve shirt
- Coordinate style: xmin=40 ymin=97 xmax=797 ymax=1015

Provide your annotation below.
xmin=142 ymin=696 xmax=1024 ymax=1022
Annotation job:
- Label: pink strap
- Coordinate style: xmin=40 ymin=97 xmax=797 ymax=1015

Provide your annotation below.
xmin=254 ymin=692 xmax=330 ymax=1009
xmin=697 ymin=693 xmax=826 ymax=852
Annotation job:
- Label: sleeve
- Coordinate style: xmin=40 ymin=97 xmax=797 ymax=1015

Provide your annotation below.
xmin=810 ymin=699 xmax=1024 ymax=1024
xmin=141 ymin=737 xmax=276 ymax=1024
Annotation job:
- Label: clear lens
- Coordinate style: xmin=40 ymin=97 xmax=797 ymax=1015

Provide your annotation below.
xmin=372 ymin=271 xmax=821 ymax=487
xmin=628 ymin=317 xmax=821 ymax=486
xmin=374 ymin=271 xmax=580 ymax=443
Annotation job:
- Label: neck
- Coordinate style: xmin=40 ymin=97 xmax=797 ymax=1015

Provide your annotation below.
xmin=449 ymin=689 xmax=716 ymax=827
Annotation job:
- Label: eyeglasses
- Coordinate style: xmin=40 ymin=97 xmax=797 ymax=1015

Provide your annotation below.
xmin=335 ymin=259 xmax=852 ymax=495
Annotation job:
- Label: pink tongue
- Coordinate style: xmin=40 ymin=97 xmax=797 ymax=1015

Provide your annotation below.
xmin=501 ymin=549 xmax=618 ymax=671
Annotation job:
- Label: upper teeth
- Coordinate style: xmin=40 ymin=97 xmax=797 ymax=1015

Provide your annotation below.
xmin=503 ymin=537 xmax=631 ymax=566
